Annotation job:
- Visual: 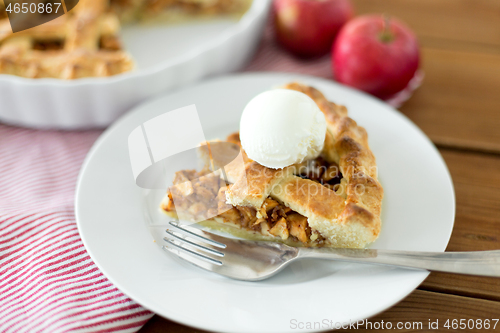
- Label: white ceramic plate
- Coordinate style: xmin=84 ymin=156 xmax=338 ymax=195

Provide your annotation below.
xmin=0 ymin=0 xmax=269 ymax=129
xmin=76 ymin=73 xmax=455 ymax=333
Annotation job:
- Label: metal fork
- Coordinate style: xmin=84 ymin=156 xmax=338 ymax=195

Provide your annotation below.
xmin=162 ymin=221 xmax=500 ymax=281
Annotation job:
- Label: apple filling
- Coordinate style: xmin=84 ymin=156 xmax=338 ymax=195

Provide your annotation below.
xmin=161 ymin=150 xmax=344 ymax=246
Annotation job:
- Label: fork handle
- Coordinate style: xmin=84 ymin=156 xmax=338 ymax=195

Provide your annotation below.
xmin=298 ymin=248 xmax=500 ymax=277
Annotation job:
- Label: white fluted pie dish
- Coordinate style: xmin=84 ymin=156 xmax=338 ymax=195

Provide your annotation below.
xmin=0 ymin=0 xmax=270 ymax=129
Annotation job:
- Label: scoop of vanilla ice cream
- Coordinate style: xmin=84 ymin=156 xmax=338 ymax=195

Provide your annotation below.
xmin=240 ymin=89 xmax=327 ymax=169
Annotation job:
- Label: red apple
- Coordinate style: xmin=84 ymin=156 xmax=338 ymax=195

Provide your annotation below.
xmin=332 ymin=15 xmax=420 ymax=99
xmin=273 ymin=0 xmax=354 ymax=58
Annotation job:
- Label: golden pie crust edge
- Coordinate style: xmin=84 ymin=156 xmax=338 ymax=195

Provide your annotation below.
xmin=282 ymin=82 xmax=383 ymax=248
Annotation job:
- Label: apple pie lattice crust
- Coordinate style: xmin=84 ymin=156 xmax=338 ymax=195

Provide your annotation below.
xmin=0 ymin=0 xmax=134 ymax=78
xmin=161 ymin=83 xmax=383 ymax=248
xmin=0 ymin=0 xmax=251 ymax=79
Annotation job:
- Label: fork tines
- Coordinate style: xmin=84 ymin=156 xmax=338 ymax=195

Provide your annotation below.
xmin=162 ymin=221 xmax=226 ymax=267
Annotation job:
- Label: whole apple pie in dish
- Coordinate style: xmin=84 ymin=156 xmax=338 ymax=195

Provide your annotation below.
xmin=0 ymin=0 xmax=251 ymax=79
xmin=161 ymin=83 xmax=383 ymax=248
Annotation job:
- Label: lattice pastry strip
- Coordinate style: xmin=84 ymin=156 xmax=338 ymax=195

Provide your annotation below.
xmin=223 ymin=83 xmax=383 ymax=248
xmin=0 ymin=0 xmax=251 ymax=78
xmin=0 ymin=0 xmax=133 ymax=78
xmin=110 ymin=0 xmax=250 ymax=23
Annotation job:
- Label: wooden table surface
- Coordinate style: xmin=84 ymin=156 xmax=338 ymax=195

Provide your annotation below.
xmin=139 ymin=1 xmax=500 ymax=331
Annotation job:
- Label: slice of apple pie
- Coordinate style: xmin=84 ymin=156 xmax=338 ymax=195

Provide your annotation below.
xmin=161 ymin=82 xmax=383 ymax=248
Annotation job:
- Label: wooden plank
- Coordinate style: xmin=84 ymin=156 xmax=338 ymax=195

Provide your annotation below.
xmin=398 ymin=47 xmax=500 ymax=153
xmin=139 ymin=290 xmax=500 ymax=333
xmin=418 ymin=36 xmax=500 ymax=56
xmin=139 ymin=315 xmax=209 ymax=333
xmin=419 ymin=149 xmax=500 ymax=301
xmin=352 ymin=0 xmax=500 ymax=47
xmin=351 ymin=0 xmax=500 ymax=152
xmin=423 ymin=272 xmax=500 ymax=303
xmin=342 ymin=290 xmax=500 ymax=332
xmin=436 ymin=150 xmax=500 ymax=252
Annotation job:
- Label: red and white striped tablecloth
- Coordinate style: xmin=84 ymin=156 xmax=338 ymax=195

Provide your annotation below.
xmin=0 ymin=127 xmax=154 ymax=333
